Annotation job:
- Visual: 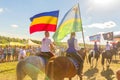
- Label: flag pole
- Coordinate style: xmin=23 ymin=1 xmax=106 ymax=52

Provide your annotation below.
xmin=78 ymin=3 xmax=86 ymax=49
xmin=78 ymin=3 xmax=88 ymax=63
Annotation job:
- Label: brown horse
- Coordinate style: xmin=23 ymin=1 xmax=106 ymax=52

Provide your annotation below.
xmin=46 ymin=48 xmax=86 ymax=80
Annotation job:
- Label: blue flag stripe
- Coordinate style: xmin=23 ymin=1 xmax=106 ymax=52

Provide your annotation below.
xmin=30 ymin=10 xmax=59 ymax=21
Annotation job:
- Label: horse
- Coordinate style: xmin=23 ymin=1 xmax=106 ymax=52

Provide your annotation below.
xmin=112 ymin=47 xmax=118 ymax=60
xmin=116 ymin=69 xmax=120 ymax=80
xmin=46 ymin=48 xmax=86 ymax=80
xmin=101 ymin=49 xmax=115 ymax=70
xmin=116 ymin=47 xmax=120 ymax=59
xmin=16 ymin=51 xmax=56 ymax=80
xmin=88 ymin=49 xmax=101 ymax=68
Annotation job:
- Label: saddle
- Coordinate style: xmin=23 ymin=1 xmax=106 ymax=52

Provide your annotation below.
xmin=38 ymin=52 xmax=54 ymax=65
xmin=68 ymin=57 xmax=79 ymax=70
xmin=106 ymin=50 xmax=112 ymax=57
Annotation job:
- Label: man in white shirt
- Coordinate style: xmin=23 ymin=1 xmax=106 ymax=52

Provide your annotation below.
xmin=106 ymin=42 xmax=111 ymax=50
xmin=18 ymin=46 xmax=26 ymax=61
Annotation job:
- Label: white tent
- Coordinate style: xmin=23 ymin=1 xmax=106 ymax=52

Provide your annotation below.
xmin=9 ymin=42 xmax=25 ymax=46
xmin=27 ymin=39 xmax=39 ymax=46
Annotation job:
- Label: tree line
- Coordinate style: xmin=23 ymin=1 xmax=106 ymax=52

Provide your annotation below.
xmin=0 ymin=35 xmax=41 ymax=44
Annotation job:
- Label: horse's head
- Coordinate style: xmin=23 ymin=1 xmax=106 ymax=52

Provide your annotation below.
xmin=78 ymin=48 xmax=86 ymax=60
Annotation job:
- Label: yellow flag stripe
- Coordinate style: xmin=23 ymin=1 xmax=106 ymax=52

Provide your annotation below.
xmin=30 ymin=16 xmax=58 ymax=26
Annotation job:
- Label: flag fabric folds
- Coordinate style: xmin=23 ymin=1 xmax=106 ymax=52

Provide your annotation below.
xmin=89 ymin=34 xmax=101 ymax=42
xmin=102 ymin=32 xmax=113 ymax=41
xmin=29 ymin=10 xmax=59 ymax=34
xmin=53 ymin=4 xmax=82 ymax=42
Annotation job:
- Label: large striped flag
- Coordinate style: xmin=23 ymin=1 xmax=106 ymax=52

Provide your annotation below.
xmin=53 ymin=4 xmax=82 ymax=42
xmin=29 ymin=10 xmax=59 ymax=34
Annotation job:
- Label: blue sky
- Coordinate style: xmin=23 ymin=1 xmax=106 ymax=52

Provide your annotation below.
xmin=0 ymin=0 xmax=120 ymax=44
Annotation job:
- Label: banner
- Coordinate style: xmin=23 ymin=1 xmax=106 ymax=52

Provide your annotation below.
xmin=89 ymin=34 xmax=101 ymax=42
xmin=102 ymin=32 xmax=113 ymax=41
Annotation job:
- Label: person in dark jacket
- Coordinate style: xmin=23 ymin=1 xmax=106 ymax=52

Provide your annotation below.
xmin=66 ymin=32 xmax=83 ymax=75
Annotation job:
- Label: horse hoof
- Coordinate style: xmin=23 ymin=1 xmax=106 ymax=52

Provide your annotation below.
xmin=90 ymin=66 xmax=93 ymax=68
xmin=103 ymin=67 xmax=105 ymax=70
xmin=107 ymin=65 xmax=110 ymax=67
xmin=95 ymin=65 xmax=97 ymax=68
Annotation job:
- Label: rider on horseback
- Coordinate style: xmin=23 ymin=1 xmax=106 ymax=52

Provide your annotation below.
xmin=116 ymin=41 xmax=120 ymax=50
xmin=40 ymin=31 xmax=55 ymax=62
xmin=66 ymin=32 xmax=83 ymax=76
xmin=105 ymin=41 xmax=111 ymax=55
xmin=93 ymin=42 xmax=99 ymax=57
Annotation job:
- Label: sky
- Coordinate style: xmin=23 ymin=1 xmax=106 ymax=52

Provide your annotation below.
xmin=0 ymin=0 xmax=120 ymax=45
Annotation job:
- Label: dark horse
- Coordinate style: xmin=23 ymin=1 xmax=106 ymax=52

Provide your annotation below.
xmin=46 ymin=48 xmax=86 ymax=80
xmin=101 ymin=49 xmax=116 ymax=70
xmin=88 ymin=49 xmax=101 ymax=68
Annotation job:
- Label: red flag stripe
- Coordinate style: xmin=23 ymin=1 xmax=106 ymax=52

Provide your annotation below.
xmin=30 ymin=24 xmax=56 ymax=34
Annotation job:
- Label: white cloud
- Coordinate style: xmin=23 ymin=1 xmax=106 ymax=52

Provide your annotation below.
xmin=85 ymin=21 xmax=116 ymax=29
xmin=11 ymin=24 xmax=19 ymax=28
xmin=86 ymin=0 xmax=120 ymax=15
xmin=0 ymin=8 xmax=4 ymax=13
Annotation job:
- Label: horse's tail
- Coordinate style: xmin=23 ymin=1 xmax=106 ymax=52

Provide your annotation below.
xmin=16 ymin=60 xmax=26 ymax=80
xmin=46 ymin=60 xmax=54 ymax=80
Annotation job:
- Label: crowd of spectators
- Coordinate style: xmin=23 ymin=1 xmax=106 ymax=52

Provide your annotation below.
xmin=0 ymin=45 xmax=41 ymax=62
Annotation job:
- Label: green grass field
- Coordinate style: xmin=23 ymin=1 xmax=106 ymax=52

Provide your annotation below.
xmin=0 ymin=55 xmax=120 ymax=80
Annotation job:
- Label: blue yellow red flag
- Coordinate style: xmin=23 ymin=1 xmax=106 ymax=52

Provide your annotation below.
xmin=29 ymin=10 xmax=59 ymax=34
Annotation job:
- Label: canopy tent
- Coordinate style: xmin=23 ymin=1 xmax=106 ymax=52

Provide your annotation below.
xmin=26 ymin=39 xmax=39 ymax=46
xmin=110 ymin=41 xmax=118 ymax=45
xmin=9 ymin=42 xmax=25 ymax=46
xmin=114 ymin=34 xmax=120 ymax=42
xmin=2 ymin=42 xmax=25 ymax=46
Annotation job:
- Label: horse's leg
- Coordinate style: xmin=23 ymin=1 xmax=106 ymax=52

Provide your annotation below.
xmin=95 ymin=58 xmax=98 ymax=67
xmin=88 ymin=55 xmax=92 ymax=68
xmin=54 ymin=76 xmax=64 ymax=80
xmin=69 ymin=78 xmax=72 ymax=80
xmin=101 ymin=57 xmax=105 ymax=70
xmin=79 ymin=76 xmax=82 ymax=80
xmin=115 ymin=53 xmax=116 ymax=60
xmin=91 ymin=57 xmax=94 ymax=68
xmin=46 ymin=61 xmax=54 ymax=80
xmin=106 ymin=59 xmax=111 ymax=69
xmin=119 ymin=52 xmax=120 ymax=59
xmin=16 ymin=60 xmax=26 ymax=80
xmin=108 ymin=58 xmax=112 ymax=68
xmin=31 ymin=74 xmax=38 ymax=80
xmin=106 ymin=59 xmax=109 ymax=67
